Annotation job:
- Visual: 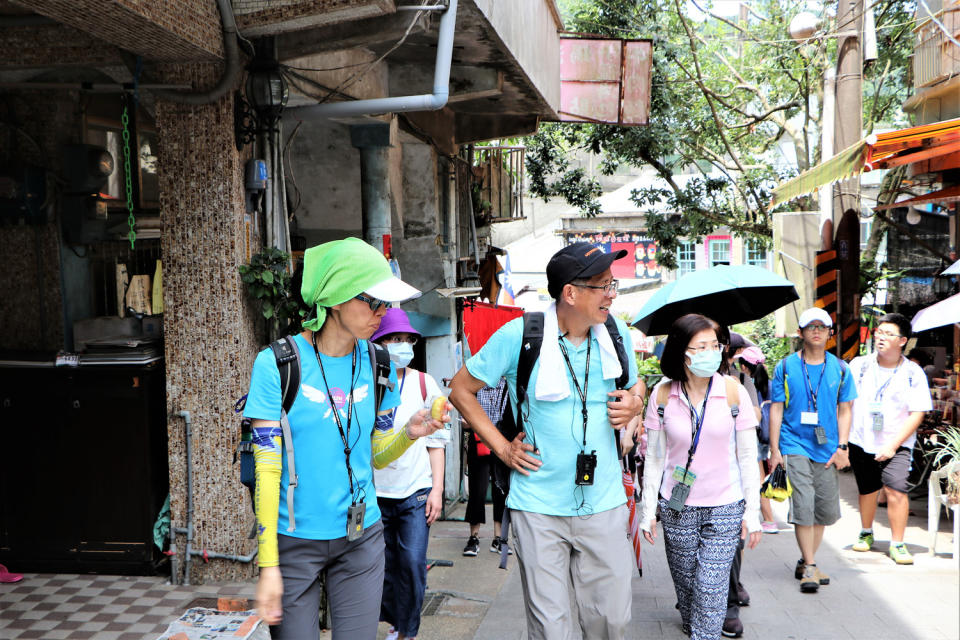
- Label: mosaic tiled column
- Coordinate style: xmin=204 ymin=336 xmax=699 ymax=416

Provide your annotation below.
xmin=156 ymin=64 xmax=260 ymax=584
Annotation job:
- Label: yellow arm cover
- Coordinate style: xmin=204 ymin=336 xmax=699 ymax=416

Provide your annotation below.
xmin=372 ymin=420 xmax=417 ymax=469
xmin=252 ymin=429 xmax=283 ymax=567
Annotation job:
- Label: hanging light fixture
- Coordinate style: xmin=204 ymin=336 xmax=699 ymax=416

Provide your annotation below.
xmin=234 ymin=48 xmax=289 ymax=151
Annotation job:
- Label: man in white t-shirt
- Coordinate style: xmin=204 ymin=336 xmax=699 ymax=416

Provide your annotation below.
xmin=372 ymin=308 xmax=448 ymax=640
xmin=849 ymin=313 xmax=931 ymax=566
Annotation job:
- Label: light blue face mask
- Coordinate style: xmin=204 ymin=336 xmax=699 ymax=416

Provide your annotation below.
xmin=687 ymin=349 xmax=722 ymax=378
xmin=386 ymin=342 xmax=414 ymax=369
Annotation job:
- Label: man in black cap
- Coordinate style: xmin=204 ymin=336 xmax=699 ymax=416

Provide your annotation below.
xmin=450 ymin=243 xmax=646 ymax=640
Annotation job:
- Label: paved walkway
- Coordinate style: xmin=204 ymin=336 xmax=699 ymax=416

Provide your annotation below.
xmin=0 ymin=471 xmax=956 ymax=639
xmin=475 ymin=470 xmax=960 ymax=640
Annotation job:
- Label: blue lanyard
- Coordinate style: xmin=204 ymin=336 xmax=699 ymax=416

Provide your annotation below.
xmin=680 ymin=377 xmax=713 ymax=467
xmin=800 ymin=353 xmax=825 ymax=411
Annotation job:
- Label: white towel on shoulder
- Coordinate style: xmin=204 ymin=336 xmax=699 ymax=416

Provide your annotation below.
xmin=534 ymin=302 xmax=623 ymax=402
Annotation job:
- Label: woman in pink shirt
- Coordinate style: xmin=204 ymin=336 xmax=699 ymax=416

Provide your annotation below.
xmin=640 ymin=314 xmax=762 ymax=639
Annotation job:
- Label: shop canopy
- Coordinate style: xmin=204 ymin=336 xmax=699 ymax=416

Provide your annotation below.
xmin=770 ymin=117 xmax=960 ymax=207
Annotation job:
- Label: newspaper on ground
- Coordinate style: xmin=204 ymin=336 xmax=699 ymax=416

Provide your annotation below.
xmin=155 ymin=607 xmax=267 ymax=640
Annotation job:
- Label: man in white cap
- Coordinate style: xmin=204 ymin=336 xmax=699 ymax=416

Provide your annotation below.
xmin=769 ymin=308 xmax=857 ymax=594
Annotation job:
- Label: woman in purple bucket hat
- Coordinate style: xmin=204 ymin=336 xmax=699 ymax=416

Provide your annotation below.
xmin=371 ymin=307 xmax=448 ymax=640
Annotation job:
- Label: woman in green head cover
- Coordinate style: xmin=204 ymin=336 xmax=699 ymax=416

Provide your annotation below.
xmin=243 ymin=237 xmax=450 ymax=639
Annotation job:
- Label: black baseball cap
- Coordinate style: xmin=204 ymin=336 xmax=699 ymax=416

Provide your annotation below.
xmin=546 ymin=242 xmax=627 ymax=299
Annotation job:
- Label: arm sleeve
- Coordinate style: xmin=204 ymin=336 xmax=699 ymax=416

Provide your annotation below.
xmin=640 ymin=427 xmax=666 ymax=533
xmin=372 ymin=420 xmax=418 ymax=468
xmin=252 ymin=425 xmax=283 ymax=567
xmin=735 ymin=428 xmax=762 ymax=533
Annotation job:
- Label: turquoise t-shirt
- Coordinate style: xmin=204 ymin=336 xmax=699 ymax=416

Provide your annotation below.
xmin=466 ymin=316 xmax=638 ymax=516
xmin=244 ymin=334 xmax=400 ymax=540
xmin=771 ymin=351 xmax=857 ymax=463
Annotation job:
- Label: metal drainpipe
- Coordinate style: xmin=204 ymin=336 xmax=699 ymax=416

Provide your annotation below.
xmin=150 ymin=0 xmax=240 ymax=105
xmin=284 ymin=0 xmax=458 ymax=121
xmin=351 ymin=124 xmax=393 ymax=253
xmin=178 ymin=410 xmax=195 ymax=585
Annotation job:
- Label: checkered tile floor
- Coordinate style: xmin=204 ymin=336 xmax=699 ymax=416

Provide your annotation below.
xmin=0 ymin=573 xmax=255 ymax=639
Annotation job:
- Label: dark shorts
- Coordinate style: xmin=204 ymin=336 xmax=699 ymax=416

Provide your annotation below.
xmin=849 ymin=442 xmax=912 ymax=495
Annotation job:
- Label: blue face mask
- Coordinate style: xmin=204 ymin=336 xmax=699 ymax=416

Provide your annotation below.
xmin=687 ymin=350 xmax=722 ymax=378
xmin=386 ymin=342 xmax=414 ymax=369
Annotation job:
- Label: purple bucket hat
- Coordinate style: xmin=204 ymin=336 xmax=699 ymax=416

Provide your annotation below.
xmin=371 ymin=307 xmax=421 ymax=343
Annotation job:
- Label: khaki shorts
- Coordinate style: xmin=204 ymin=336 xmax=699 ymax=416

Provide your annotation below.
xmin=784 ymin=454 xmax=840 ymax=526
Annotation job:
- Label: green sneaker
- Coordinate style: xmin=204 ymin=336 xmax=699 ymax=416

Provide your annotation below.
xmin=889 ymin=542 xmax=914 ymax=565
xmin=852 ymin=531 xmax=874 ymax=552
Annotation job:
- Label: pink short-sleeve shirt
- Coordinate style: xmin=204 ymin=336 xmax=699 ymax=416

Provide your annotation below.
xmin=643 ymin=373 xmax=758 ymax=507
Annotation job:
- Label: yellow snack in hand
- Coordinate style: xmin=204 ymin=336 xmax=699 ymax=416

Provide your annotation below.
xmin=430 ymin=395 xmax=447 ymax=420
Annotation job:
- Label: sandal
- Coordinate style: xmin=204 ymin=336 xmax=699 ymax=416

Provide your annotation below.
xmin=0 ymin=564 xmax=23 ymax=583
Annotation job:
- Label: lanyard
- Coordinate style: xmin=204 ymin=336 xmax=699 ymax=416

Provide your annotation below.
xmin=872 ymin=355 xmax=902 ymax=402
xmin=558 ymin=334 xmax=591 ymax=449
xmin=680 ymin=377 xmax=713 ymax=472
xmin=800 ymin=353 xmax=825 ymax=412
xmin=313 ymin=335 xmax=359 ymax=499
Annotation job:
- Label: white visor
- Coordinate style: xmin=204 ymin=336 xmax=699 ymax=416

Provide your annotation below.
xmin=365 ymin=276 xmax=422 ymax=303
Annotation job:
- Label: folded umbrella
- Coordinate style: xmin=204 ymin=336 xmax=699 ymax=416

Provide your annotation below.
xmin=911 ymin=291 xmax=960 ymax=333
xmin=632 ymin=265 xmax=799 ymax=335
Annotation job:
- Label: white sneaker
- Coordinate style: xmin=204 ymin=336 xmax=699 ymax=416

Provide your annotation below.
xmin=385 ymin=628 xmax=399 ymax=640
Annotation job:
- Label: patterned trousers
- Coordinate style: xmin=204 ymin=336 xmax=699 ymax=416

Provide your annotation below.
xmin=659 ymin=499 xmax=745 ymax=640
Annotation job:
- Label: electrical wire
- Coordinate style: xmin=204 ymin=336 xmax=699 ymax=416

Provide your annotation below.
xmin=310 ymin=0 xmax=432 ymax=105
xmin=917 ymin=0 xmax=960 ymax=50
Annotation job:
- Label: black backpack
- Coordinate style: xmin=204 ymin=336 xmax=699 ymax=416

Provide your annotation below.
xmin=506 ymin=312 xmax=632 ymax=456
xmin=235 ymin=336 xmax=393 ymax=535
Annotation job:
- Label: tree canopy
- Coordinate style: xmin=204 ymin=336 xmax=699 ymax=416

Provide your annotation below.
xmin=528 ymin=0 xmax=915 ymax=268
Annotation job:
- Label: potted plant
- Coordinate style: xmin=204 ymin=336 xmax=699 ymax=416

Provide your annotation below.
xmin=239 ymin=247 xmax=305 ymax=343
xmin=931 ymin=426 xmax=960 ymax=505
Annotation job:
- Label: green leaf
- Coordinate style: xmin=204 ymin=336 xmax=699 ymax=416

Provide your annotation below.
xmin=262 ymin=270 xmax=274 ymax=284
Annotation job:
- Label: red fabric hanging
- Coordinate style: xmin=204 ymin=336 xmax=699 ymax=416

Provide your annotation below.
xmin=462 ymin=301 xmax=524 ymax=356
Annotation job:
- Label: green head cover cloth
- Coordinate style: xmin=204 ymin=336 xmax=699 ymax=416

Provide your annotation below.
xmin=300 ymin=237 xmax=393 ymax=331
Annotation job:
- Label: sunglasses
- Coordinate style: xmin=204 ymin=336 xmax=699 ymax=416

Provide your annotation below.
xmin=355 ymin=293 xmax=389 ymax=313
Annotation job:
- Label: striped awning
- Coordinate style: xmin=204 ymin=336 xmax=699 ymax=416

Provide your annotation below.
xmin=771 ymin=117 xmax=960 ymax=207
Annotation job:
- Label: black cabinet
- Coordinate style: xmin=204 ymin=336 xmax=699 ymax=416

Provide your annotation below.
xmin=0 ymin=362 xmax=168 ymax=574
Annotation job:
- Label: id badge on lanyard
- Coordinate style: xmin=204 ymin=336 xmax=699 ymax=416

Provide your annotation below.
xmin=801 ymin=356 xmax=828 ymax=445
xmin=869 ymin=400 xmax=884 ymax=432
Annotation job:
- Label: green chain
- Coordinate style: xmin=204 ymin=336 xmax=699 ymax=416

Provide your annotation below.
xmin=121 ymin=105 xmax=136 ymax=248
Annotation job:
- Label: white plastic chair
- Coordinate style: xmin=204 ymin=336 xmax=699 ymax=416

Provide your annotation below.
xmin=928 ymin=460 xmax=960 ymax=558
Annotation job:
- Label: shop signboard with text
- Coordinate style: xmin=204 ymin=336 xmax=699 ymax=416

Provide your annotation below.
xmin=565 ymin=232 xmax=661 ymax=281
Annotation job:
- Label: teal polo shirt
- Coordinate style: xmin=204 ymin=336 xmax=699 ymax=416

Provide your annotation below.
xmin=466 ymin=316 xmax=637 ymax=516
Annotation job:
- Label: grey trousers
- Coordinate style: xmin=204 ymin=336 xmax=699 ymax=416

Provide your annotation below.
xmin=510 ymin=506 xmax=633 ymax=640
xmin=271 ymin=520 xmax=384 ymax=640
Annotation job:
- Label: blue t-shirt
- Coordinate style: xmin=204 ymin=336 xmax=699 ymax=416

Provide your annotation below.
xmin=244 ymin=334 xmax=400 ymax=540
xmin=771 ymin=351 xmax=857 ymax=463
xmin=466 ymin=316 xmax=638 ymax=516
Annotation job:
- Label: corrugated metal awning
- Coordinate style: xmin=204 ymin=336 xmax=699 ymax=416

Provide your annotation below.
xmin=770 ymin=117 xmax=960 ymax=207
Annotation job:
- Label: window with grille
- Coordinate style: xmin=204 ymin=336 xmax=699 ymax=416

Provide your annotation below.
xmin=744 ymin=240 xmax=768 ymax=267
xmin=677 ymin=241 xmax=696 ymax=276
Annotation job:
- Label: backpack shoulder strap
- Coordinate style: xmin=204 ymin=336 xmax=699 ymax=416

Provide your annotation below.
xmin=419 ymin=370 xmax=427 ymax=402
xmin=367 ymin=341 xmax=395 ymax=412
xmin=267 ymin=336 xmax=302 ymax=531
xmin=655 ymin=381 xmax=671 ymax=428
xmin=603 ymin=315 xmax=630 ymax=389
xmin=516 ymin=312 xmax=544 ymax=408
xmin=269 ymin=336 xmax=301 ymax=416
xmin=723 ymin=375 xmax=740 ymax=420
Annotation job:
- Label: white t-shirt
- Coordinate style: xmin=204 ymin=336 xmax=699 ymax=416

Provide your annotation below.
xmin=849 ymin=355 xmax=932 ymax=454
xmin=374 ymin=368 xmax=448 ymax=499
